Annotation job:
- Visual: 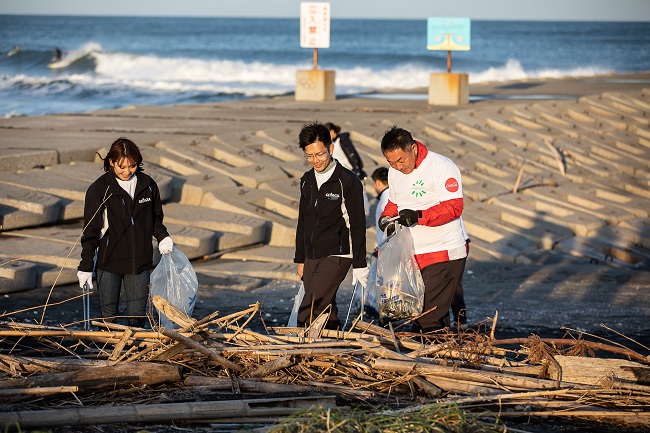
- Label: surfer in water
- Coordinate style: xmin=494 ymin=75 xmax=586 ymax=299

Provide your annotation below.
xmin=52 ymin=47 xmax=62 ymax=62
xmin=7 ymin=45 xmax=20 ymax=56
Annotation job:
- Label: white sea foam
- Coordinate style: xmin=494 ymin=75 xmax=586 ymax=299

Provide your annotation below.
xmin=91 ymin=51 xmax=610 ymax=93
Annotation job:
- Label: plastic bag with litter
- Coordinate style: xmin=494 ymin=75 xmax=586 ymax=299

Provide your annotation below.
xmin=375 ymin=223 xmax=424 ymax=323
xmin=150 ymin=247 xmax=198 ymax=330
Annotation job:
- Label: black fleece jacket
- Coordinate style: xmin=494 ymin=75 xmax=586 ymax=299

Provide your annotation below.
xmin=78 ymin=171 xmax=169 ymax=275
xmin=294 ymin=162 xmax=367 ymax=269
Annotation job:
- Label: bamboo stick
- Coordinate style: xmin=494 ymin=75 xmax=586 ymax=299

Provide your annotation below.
xmin=0 ymin=386 xmax=78 ymax=397
xmin=161 ymin=328 xmax=243 ymax=373
xmin=245 ymin=355 xmax=294 ymax=378
xmin=0 ymin=396 xmax=337 ymax=428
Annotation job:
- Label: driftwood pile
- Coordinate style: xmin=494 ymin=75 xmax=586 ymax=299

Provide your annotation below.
xmin=0 ymin=297 xmax=648 ymax=431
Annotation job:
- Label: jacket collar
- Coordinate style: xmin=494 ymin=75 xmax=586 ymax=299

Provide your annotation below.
xmin=414 ymin=140 xmax=428 ymax=169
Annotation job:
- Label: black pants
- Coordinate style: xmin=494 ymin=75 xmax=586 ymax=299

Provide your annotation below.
xmin=297 ymin=256 xmax=353 ymax=330
xmin=417 ymin=257 xmax=467 ymax=332
xmin=450 ymin=243 xmax=469 ymax=324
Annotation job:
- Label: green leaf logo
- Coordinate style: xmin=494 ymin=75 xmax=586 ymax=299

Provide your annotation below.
xmin=411 ymin=179 xmax=426 ymax=197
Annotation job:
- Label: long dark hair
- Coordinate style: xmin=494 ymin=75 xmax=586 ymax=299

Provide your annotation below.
xmin=100 ymin=137 xmax=144 ymax=173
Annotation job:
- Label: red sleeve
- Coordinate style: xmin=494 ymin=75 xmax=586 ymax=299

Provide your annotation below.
xmin=380 ymin=199 xmax=398 ymax=219
xmin=419 ymin=197 xmax=464 ymax=227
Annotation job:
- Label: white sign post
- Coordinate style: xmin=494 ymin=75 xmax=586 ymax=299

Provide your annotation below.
xmin=296 ymin=2 xmax=335 ymax=101
xmin=300 ymin=2 xmax=330 ymax=70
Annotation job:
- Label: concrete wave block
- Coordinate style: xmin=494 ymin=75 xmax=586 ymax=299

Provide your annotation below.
xmin=0 ymin=227 xmax=82 ymax=291
xmin=0 ymin=184 xmax=63 ymax=230
xmin=198 ymin=186 xmax=298 ymax=248
xmin=522 ymin=185 xmax=636 ymax=225
xmin=554 ymin=236 xmax=650 ymax=269
xmin=163 ymin=203 xmax=269 ymax=248
xmin=155 ymin=139 xmax=289 ymax=189
xmin=489 ymin=192 xmax=606 ymax=237
xmin=162 ymin=223 xmax=220 ymax=260
xmin=0 ymin=147 xmax=58 ymax=173
xmin=464 ymin=202 xmax=573 ymax=250
xmin=461 ymin=173 xmax=510 ymax=202
xmin=257 ymin=178 xmax=301 ymax=202
xmin=0 ymin=260 xmax=38 ymax=293
xmin=196 ymin=259 xmax=300 ymax=283
xmin=617 ymin=219 xmax=650 ymax=247
xmin=219 ymin=245 xmax=295 ymax=264
xmin=0 ymin=168 xmax=88 ymax=221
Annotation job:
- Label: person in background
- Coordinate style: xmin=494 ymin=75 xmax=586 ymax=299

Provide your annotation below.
xmin=294 ymin=122 xmax=368 ymax=330
xmin=378 ymin=126 xmax=468 ymax=333
xmin=52 ymin=47 xmax=62 ymax=62
xmin=326 ymin=122 xmax=369 ymax=216
xmin=325 ymin=122 xmax=367 ymax=181
xmin=77 ymin=137 xmax=173 ymax=328
xmin=371 ymin=167 xmax=390 ymax=246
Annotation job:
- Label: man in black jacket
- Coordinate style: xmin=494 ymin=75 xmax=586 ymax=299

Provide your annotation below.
xmin=294 ymin=122 xmax=368 ymax=330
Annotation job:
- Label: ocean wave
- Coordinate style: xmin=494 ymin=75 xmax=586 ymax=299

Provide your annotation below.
xmin=89 ymin=51 xmax=614 ymax=92
xmin=0 ymin=46 xmax=616 ymax=117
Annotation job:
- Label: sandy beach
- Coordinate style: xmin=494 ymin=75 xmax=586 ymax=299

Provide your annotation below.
xmin=1 ymin=71 xmax=649 ymax=347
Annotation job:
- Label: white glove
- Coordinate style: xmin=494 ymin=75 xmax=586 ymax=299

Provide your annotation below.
xmin=77 ymin=271 xmax=93 ymax=290
xmin=352 ymin=267 xmax=369 ymax=289
xmin=158 ymin=236 xmax=174 ymax=255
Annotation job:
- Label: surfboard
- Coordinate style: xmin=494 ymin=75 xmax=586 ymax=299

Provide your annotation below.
xmin=6 ymin=50 xmax=19 ymax=57
xmin=47 ymin=61 xmax=67 ymax=69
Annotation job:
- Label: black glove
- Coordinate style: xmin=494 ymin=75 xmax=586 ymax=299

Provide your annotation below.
xmin=398 ymin=209 xmax=419 ymax=227
xmin=378 ymin=215 xmax=392 ymax=233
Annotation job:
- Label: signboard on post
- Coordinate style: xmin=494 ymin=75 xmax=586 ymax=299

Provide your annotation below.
xmin=426 ymin=17 xmax=471 ymax=106
xmin=296 ymin=2 xmax=335 ymax=101
xmin=426 ymin=17 xmax=471 ymax=51
xmin=300 ymin=2 xmax=331 ymax=49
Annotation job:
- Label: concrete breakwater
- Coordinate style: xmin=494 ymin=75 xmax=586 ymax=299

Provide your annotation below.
xmin=1 ymin=75 xmax=649 ymax=293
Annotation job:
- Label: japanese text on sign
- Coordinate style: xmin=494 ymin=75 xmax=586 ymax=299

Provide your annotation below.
xmin=427 ymin=17 xmax=471 ymax=51
xmin=300 ymin=2 xmax=330 ymax=48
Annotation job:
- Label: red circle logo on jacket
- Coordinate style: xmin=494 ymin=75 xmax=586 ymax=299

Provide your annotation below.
xmin=445 ymin=178 xmax=459 ymax=192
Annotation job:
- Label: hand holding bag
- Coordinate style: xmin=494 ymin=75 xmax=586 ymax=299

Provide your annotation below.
xmin=375 ymin=223 xmax=425 ymax=323
xmin=150 ymin=247 xmax=198 ymax=330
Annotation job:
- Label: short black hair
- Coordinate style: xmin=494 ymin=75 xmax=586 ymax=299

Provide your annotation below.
xmin=371 ymin=167 xmax=388 ymax=184
xmin=381 ymin=125 xmax=415 ymax=154
xmin=298 ymin=122 xmax=332 ymax=150
xmin=324 ymin=122 xmax=341 ymax=135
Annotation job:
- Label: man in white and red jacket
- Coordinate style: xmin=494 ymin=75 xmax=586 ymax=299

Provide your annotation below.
xmin=379 ymin=126 xmax=468 ymax=332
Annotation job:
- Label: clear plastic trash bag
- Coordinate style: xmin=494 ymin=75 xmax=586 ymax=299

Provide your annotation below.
xmin=375 ymin=223 xmax=425 ymax=323
xmin=150 ymin=247 xmax=198 ymax=330
xmin=287 ymin=282 xmax=305 ymax=327
xmin=353 ymin=252 xmax=378 ymax=314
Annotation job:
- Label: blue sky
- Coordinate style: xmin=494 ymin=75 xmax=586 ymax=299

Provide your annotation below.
xmin=2 ymin=0 xmax=649 ymax=21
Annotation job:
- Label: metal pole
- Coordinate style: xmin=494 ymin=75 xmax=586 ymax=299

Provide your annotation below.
xmin=83 ymin=282 xmax=91 ymax=331
xmin=313 ymin=47 xmax=318 ymax=70
xmin=447 ymin=50 xmax=452 ymax=73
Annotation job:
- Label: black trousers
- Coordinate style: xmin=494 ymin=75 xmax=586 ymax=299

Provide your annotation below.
xmin=417 ymin=256 xmax=467 ymax=332
xmin=450 ymin=244 xmax=469 ymax=324
xmin=298 ymin=256 xmax=353 ymax=330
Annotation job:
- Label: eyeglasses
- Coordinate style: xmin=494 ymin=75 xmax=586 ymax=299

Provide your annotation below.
xmin=304 ymin=150 xmax=330 ymax=161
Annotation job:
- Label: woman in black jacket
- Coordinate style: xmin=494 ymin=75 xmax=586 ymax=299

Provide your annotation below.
xmin=77 ymin=137 xmax=173 ymax=328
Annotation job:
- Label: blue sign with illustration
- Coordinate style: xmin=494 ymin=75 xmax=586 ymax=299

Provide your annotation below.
xmin=427 ymin=17 xmax=471 ymax=51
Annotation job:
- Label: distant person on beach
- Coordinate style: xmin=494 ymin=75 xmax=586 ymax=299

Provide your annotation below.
xmin=325 ymin=122 xmax=367 ymax=181
xmin=52 ymin=47 xmax=62 ymax=62
xmin=326 ymin=122 xmax=369 ymax=216
xmin=371 ymin=166 xmax=390 ymax=246
xmin=77 ymin=137 xmax=174 ymax=328
xmin=294 ymin=122 xmax=368 ymax=330
xmin=378 ymin=126 xmax=468 ymax=333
